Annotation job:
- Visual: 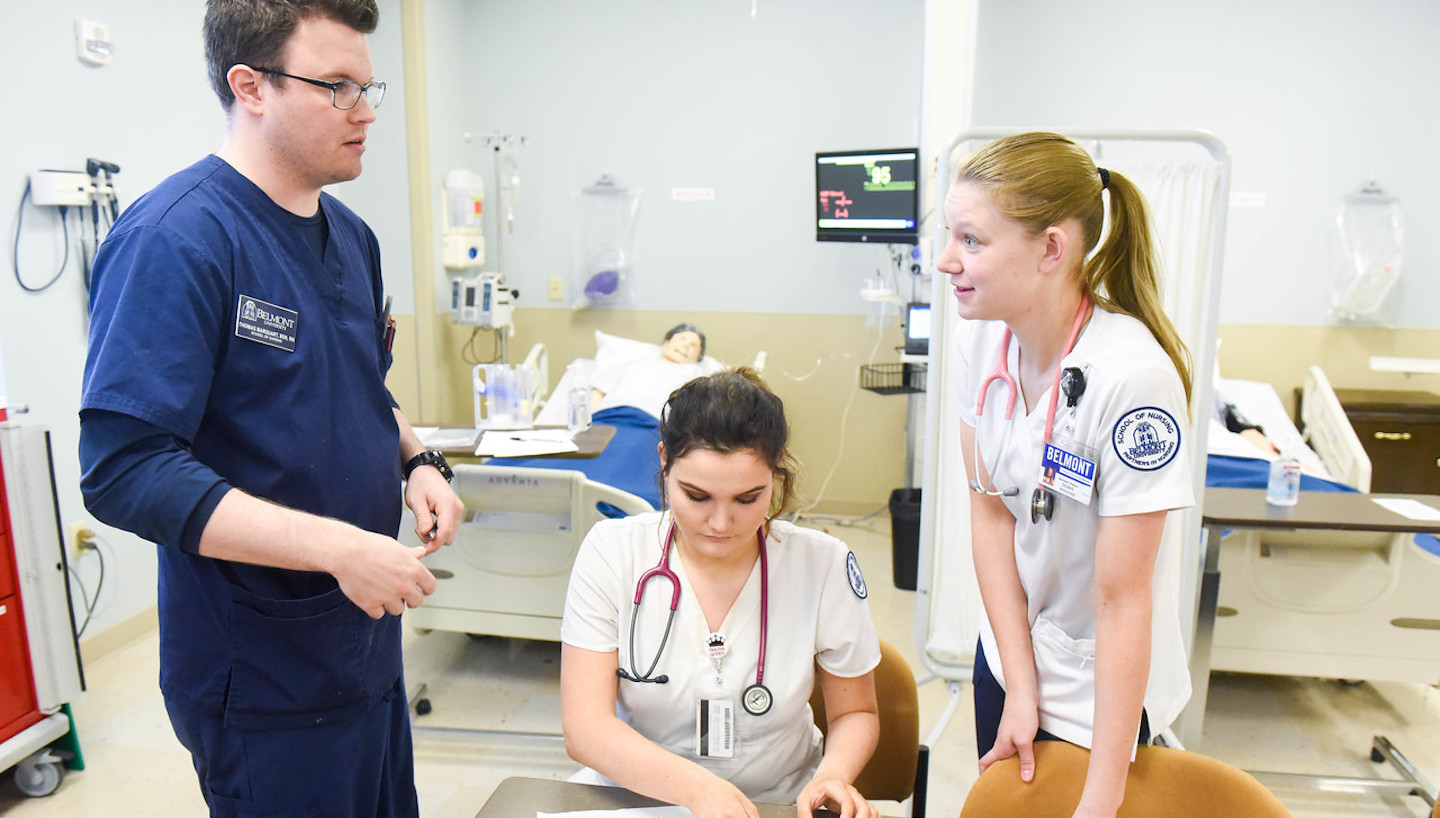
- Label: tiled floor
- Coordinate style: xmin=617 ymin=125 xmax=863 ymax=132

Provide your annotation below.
xmin=2 ymin=517 xmax=1437 ymax=816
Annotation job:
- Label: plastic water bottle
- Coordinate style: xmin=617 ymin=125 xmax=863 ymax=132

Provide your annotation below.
xmin=567 ymin=386 xmax=591 ymax=433
xmin=1265 ymin=456 xmax=1300 ymax=506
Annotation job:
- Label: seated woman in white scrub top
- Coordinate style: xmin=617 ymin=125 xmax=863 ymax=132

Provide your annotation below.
xmin=561 ymin=367 xmax=882 ymax=818
xmin=942 ymin=133 xmax=1195 ymax=818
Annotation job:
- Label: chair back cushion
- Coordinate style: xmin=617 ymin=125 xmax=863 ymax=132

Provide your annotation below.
xmin=959 ymin=741 xmax=1291 ymax=818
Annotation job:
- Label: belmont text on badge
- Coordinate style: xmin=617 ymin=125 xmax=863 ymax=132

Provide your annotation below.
xmin=235 ymin=295 xmax=299 ymax=352
xmin=1112 ymin=406 xmax=1181 ymax=471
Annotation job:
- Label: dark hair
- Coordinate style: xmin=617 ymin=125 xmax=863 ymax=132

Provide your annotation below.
xmin=663 ymin=323 xmax=706 ymax=359
xmin=659 ymin=367 xmax=798 ymax=519
xmin=204 ymin=0 xmax=379 ymax=111
xmin=957 ymin=132 xmax=1193 ymax=404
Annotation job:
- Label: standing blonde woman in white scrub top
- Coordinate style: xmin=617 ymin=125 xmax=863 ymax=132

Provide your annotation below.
xmin=942 ymin=133 xmax=1195 ymax=817
xmin=562 ymin=368 xmax=882 ymax=818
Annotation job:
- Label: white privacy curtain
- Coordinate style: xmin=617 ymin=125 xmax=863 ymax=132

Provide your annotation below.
xmin=915 ymin=132 xmax=1229 ymax=706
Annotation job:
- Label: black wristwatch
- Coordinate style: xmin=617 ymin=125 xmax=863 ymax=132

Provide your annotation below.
xmin=402 ymin=449 xmax=453 ymax=483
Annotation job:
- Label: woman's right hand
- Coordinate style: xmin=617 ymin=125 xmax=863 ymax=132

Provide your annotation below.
xmin=978 ymin=700 xmax=1039 ymax=782
xmin=686 ymin=776 xmax=760 ymax=818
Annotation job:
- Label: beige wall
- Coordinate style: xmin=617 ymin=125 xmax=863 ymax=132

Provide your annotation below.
xmin=1217 ymin=324 xmax=1440 ymax=413
xmin=387 ymin=308 xmax=913 ymax=515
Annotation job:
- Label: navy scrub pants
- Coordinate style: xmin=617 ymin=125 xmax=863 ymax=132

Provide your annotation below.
xmin=166 ymin=675 xmax=418 ymax=817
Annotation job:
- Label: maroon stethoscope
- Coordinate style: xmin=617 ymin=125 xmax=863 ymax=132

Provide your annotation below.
xmin=616 ymin=520 xmax=773 ymax=716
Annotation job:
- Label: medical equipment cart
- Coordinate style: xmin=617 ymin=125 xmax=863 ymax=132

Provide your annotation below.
xmin=0 ymin=411 xmax=85 ymax=797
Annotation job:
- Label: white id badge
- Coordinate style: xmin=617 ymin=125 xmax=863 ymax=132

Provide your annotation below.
xmin=1039 ymin=435 xmax=1097 ymax=506
xmin=695 ymin=698 xmax=735 ymax=758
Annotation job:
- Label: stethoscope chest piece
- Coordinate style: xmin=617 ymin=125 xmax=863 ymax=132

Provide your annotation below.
xmin=1030 ymin=486 xmax=1055 ymax=524
xmin=742 ymin=683 xmax=773 ymax=716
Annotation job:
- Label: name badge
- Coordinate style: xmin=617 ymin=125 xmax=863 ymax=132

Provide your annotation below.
xmin=235 ymin=295 xmax=298 ymax=352
xmin=1040 ymin=435 xmax=1097 ymax=506
xmin=695 ymin=698 xmax=735 ymax=758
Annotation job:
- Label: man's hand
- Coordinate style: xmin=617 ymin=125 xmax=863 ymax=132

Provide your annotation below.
xmin=330 ymin=529 xmax=438 ymax=619
xmin=404 ymin=465 xmax=464 ymax=554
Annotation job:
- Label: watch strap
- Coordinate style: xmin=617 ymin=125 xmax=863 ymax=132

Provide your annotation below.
xmin=403 ymin=449 xmax=453 ymax=483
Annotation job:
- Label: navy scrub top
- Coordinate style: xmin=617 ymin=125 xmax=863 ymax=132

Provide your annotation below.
xmin=81 ymin=156 xmax=402 ymax=729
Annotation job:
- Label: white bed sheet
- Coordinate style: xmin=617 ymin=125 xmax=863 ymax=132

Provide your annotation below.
xmin=1211 ymin=376 xmax=1333 ymax=481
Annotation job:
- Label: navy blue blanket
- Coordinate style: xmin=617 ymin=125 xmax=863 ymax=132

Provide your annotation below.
xmin=1205 ymin=455 xmax=1354 ymax=493
xmin=1205 ymin=454 xmax=1440 ymax=556
xmin=487 ymin=406 xmax=662 ymax=508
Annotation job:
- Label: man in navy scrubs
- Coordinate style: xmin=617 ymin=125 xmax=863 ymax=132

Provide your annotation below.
xmin=78 ymin=2 xmax=463 ymax=814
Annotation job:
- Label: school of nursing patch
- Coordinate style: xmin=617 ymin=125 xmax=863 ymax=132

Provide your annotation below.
xmin=1112 ymin=406 xmax=1182 ymax=471
xmin=846 ymin=551 xmax=868 ymax=599
xmin=235 ymin=295 xmax=298 ymax=352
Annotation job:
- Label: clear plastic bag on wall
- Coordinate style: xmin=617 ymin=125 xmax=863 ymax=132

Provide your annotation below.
xmin=1328 ymin=181 xmax=1403 ymax=325
xmin=570 ymin=175 xmax=642 ymax=310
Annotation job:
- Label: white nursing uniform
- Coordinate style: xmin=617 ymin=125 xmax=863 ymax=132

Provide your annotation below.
xmin=591 ymin=358 xmax=709 ymax=419
xmin=562 ymin=512 xmax=881 ymax=804
xmin=956 ymin=306 xmax=1194 ymax=747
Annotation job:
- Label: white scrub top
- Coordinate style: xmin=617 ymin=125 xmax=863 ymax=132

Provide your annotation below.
xmin=562 ymin=511 xmax=881 ymax=804
xmin=956 ymin=306 xmax=1195 ymax=747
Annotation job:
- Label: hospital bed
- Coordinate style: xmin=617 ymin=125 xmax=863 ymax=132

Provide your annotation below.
xmin=1207 ymin=366 xmax=1440 ymax=685
xmin=402 ymin=331 xmax=730 ymax=642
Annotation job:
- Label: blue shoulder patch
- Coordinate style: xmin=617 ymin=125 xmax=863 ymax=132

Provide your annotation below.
xmin=1112 ymin=406 xmax=1182 ymax=471
xmin=846 ymin=551 xmax=868 ymax=599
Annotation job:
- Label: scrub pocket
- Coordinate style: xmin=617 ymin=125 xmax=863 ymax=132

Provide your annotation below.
xmin=1030 ymin=617 xmax=1096 ymax=744
xmin=224 ymin=585 xmax=369 ymax=730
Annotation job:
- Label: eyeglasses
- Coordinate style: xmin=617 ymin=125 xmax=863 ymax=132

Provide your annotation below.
xmin=252 ymin=67 xmax=386 ymax=111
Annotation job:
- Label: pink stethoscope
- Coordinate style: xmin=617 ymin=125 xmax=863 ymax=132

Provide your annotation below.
xmin=970 ymin=296 xmax=1091 ymax=523
xmin=617 ymin=520 xmax=774 ymax=716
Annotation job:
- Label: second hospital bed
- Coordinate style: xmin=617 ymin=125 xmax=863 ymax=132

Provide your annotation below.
xmin=1206 ymin=367 xmax=1440 ymax=685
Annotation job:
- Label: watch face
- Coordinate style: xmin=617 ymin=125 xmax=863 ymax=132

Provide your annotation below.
xmin=426 ymin=451 xmax=454 ymax=482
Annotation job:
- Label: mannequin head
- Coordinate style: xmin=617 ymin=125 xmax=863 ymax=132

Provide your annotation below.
xmin=661 ymin=323 xmax=706 ymax=363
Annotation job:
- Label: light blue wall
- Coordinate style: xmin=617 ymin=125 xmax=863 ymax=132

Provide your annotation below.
xmin=0 ymin=0 xmax=411 ymax=639
xmin=421 ymin=0 xmax=927 ymax=315
xmin=970 ymin=0 xmax=1440 ymax=328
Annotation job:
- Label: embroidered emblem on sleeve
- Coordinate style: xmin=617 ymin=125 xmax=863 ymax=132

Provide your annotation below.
xmin=846 ymin=551 xmax=868 ymax=599
xmin=1112 ymin=407 xmax=1182 ymax=471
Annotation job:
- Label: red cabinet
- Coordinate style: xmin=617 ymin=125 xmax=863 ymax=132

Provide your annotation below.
xmin=0 ymin=458 xmax=41 ymax=741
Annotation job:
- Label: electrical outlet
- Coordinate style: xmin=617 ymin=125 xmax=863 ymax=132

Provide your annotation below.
xmin=68 ymin=521 xmax=95 ymax=555
xmin=548 ymin=276 xmax=564 ymax=300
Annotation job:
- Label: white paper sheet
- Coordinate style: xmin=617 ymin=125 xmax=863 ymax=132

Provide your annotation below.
xmin=477 ymin=428 xmax=579 ymax=457
xmin=538 ymin=808 xmax=691 ymax=818
xmin=414 ymin=426 xmax=483 ymax=451
xmin=1371 ymin=497 xmax=1440 ymax=522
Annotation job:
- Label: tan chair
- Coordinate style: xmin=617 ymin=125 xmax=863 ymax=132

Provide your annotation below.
xmin=810 ymin=638 xmax=928 ymax=817
xmin=960 ymin=740 xmax=1290 ymax=817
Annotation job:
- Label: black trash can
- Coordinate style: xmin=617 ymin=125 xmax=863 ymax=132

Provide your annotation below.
xmin=888 ymin=487 xmax=922 ymax=591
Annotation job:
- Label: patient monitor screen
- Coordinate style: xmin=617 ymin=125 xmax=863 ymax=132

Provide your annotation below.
xmin=815 ymin=148 xmax=919 ymax=244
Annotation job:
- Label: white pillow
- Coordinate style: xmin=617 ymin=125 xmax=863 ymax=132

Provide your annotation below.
xmin=594 ymin=330 xmax=659 ymax=370
xmin=594 ymin=329 xmax=724 ymax=372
